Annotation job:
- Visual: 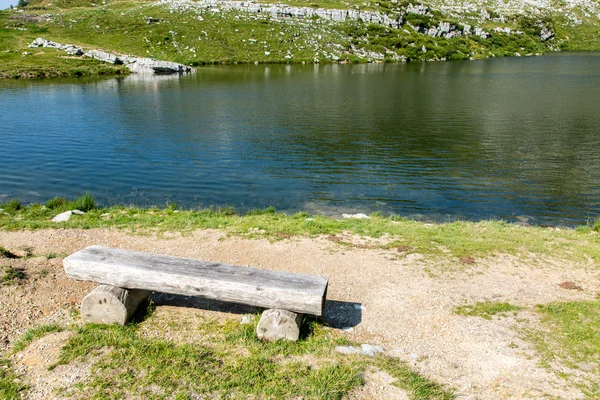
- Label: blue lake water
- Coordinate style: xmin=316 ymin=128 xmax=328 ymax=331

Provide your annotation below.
xmin=1 ymin=53 xmax=600 ymax=225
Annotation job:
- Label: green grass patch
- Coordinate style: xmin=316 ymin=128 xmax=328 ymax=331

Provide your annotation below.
xmin=529 ymin=299 xmax=600 ymax=396
xmin=1 ymin=0 xmax=584 ymax=79
xmin=375 ymin=356 xmax=453 ymax=399
xmin=0 ymin=358 xmax=27 ymax=400
xmin=52 ymin=316 xmax=453 ymax=399
xmin=1 ymin=265 xmax=26 ymax=285
xmin=1 ymin=198 xmax=600 ymax=262
xmin=11 ymin=324 xmax=64 ymax=353
xmin=0 ymin=198 xmax=21 ymax=212
xmin=44 ymin=193 xmax=95 ymax=212
xmin=455 ymin=301 xmax=524 ymax=320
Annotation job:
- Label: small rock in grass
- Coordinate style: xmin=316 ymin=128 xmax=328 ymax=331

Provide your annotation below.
xmin=361 ymin=344 xmax=384 ymax=356
xmin=52 ymin=210 xmax=85 ymax=222
xmin=240 ymin=315 xmax=253 ymax=325
xmin=342 ymin=213 xmax=369 ymax=219
xmin=52 ymin=211 xmax=72 ymax=222
xmin=336 ymin=344 xmax=384 ymax=356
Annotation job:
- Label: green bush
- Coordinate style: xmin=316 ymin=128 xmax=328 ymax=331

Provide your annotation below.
xmin=1 ymin=199 xmax=21 ymax=212
xmin=246 ymin=206 xmax=276 ymax=216
xmin=46 ymin=197 xmax=68 ymax=209
xmin=70 ymin=193 xmax=95 ymax=212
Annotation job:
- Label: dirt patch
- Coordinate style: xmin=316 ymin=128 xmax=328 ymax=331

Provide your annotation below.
xmin=10 ymin=331 xmax=96 ymax=400
xmin=1 ymin=228 xmax=598 ymax=398
xmin=344 ymin=367 xmax=409 ymax=400
xmin=558 ymin=281 xmax=583 ymax=290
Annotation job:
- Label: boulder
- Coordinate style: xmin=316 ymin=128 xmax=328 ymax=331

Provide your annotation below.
xmin=64 ymin=45 xmax=84 ymax=56
xmin=85 ymin=49 xmax=121 ymax=64
xmin=52 ymin=211 xmax=72 ymax=222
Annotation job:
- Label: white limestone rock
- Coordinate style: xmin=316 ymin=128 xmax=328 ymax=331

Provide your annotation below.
xmin=52 ymin=211 xmax=72 ymax=222
xmin=342 ymin=213 xmax=370 ymax=219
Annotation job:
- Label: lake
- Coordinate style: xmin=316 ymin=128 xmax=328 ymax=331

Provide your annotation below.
xmin=1 ymin=53 xmax=599 ymax=226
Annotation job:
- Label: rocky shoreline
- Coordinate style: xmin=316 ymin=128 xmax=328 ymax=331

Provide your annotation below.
xmin=28 ymin=37 xmax=195 ymax=74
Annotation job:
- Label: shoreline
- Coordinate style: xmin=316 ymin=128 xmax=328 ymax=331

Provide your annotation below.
xmin=4 ymin=0 xmax=599 ymax=80
xmin=2 ymin=197 xmax=599 ymax=262
xmin=0 ymin=47 xmax=556 ymax=80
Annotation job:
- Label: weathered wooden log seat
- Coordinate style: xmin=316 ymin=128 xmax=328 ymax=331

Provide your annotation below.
xmin=63 ymin=245 xmax=328 ymax=341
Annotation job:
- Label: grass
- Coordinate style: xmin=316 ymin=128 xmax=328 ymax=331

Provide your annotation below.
xmin=46 ymin=193 xmax=94 ymax=211
xmin=375 ymin=356 xmax=453 ymax=399
xmin=0 ymin=199 xmax=21 ymax=212
xmin=454 ymin=301 xmax=524 ymax=320
xmin=528 ymin=299 xmax=600 ymax=396
xmin=0 ymin=359 xmax=27 ymax=400
xmin=0 ymin=17 xmax=129 ymax=78
xmin=1 ymin=265 xmax=26 ymax=285
xmin=1 ymin=195 xmax=600 ymax=262
xmin=49 ymin=315 xmax=454 ymax=399
xmin=10 ymin=324 xmax=64 ymax=353
xmin=1 ymin=0 xmax=595 ymax=78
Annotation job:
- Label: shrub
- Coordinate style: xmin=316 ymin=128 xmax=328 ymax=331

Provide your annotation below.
xmin=246 ymin=206 xmax=276 ymax=216
xmin=216 ymin=206 xmax=238 ymax=216
xmin=70 ymin=193 xmax=95 ymax=212
xmin=1 ymin=199 xmax=21 ymax=212
xmin=46 ymin=197 xmax=68 ymax=209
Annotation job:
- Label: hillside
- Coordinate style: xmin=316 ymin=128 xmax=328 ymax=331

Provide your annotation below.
xmin=0 ymin=0 xmax=599 ymax=77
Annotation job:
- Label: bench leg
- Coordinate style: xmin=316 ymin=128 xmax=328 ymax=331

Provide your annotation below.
xmin=256 ymin=309 xmax=303 ymax=342
xmin=81 ymin=285 xmax=150 ymax=325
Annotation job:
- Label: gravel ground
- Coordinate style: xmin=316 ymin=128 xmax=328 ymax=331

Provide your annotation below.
xmin=1 ymin=228 xmax=598 ymax=399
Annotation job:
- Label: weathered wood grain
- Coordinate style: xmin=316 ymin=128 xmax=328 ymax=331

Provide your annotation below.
xmin=64 ymin=246 xmax=328 ymax=315
xmin=81 ymin=284 xmax=150 ymax=325
xmin=256 ymin=309 xmax=303 ymax=342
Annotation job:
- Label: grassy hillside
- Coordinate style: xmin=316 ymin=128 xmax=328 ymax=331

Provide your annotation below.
xmin=1 ymin=0 xmax=599 ymax=78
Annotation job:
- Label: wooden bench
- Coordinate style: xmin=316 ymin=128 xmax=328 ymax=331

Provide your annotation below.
xmin=63 ymin=245 xmax=328 ymax=341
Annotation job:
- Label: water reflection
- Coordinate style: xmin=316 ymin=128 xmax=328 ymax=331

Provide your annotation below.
xmin=1 ymin=54 xmax=599 ymax=225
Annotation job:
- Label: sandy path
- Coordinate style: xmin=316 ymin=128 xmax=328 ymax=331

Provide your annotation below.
xmin=1 ymin=228 xmax=598 ymax=399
